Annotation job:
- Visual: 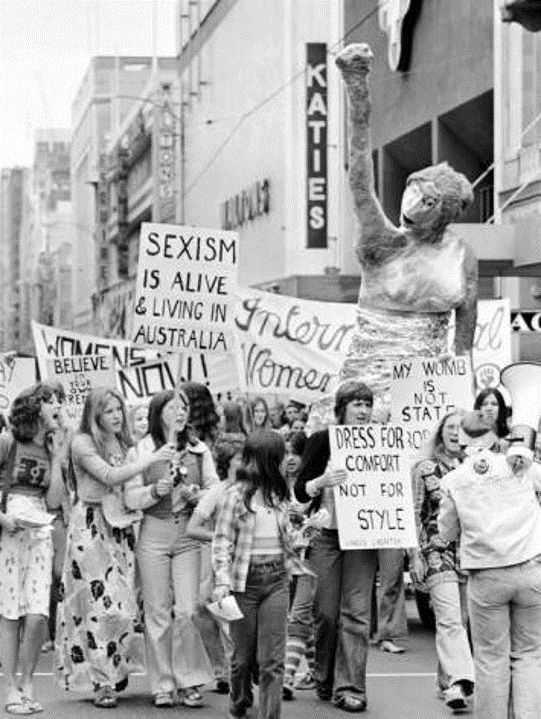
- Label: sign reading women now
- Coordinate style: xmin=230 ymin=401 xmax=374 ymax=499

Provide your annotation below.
xmin=132 ymin=223 xmax=239 ymax=354
xmin=329 ymin=424 xmax=418 ymax=550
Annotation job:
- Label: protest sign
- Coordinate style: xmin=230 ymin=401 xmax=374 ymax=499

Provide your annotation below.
xmin=32 ymin=322 xmax=238 ymax=403
xmin=389 ymin=355 xmax=474 ymax=453
xmin=234 ymin=287 xmax=357 ymax=401
xmin=0 ymin=354 xmax=37 ymax=417
xmin=472 ymin=299 xmax=512 ymax=392
xmin=329 ymin=424 xmax=418 ymax=550
xmin=46 ymin=353 xmax=116 ymax=427
xmin=132 ymin=223 xmax=239 ymax=354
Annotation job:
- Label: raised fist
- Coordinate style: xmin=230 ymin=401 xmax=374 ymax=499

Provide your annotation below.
xmin=335 ymin=43 xmax=373 ymax=75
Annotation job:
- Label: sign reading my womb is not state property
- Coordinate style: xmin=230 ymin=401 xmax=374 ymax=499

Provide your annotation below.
xmin=132 ymin=223 xmax=239 ymax=354
xmin=330 ymin=424 xmax=418 ymax=550
xmin=46 ymin=353 xmax=116 ymax=427
xmin=389 ymin=355 xmax=475 ymax=454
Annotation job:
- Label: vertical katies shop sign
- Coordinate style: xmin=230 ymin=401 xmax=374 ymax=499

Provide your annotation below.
xmin=306 ymin=43 xmax=328 ymax=249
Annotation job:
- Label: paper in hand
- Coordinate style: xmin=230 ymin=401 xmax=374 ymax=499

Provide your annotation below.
xmin=207 ymin=595 xmax=244 ymax=622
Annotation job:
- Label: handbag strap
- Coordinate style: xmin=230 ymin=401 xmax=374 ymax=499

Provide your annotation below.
xmin=1 ymin=440 xmax=19 ymax=514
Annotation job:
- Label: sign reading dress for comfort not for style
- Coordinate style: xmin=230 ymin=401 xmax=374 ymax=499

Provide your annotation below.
xmin=132 ymin=223 xmax=239 ymax=354
xmin=330 ymin=424 xmax=418 ymax=551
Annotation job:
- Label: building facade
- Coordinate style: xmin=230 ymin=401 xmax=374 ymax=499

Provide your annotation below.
xmin=175 ymin=0 xmax=354 ymax=298
xmin=71 ymin=56 xmax=163 ymax=331
xmin=0 ymin=167 xmax=28 ymax=352
xmin=495 ymin=6 xmax=541 ymax=359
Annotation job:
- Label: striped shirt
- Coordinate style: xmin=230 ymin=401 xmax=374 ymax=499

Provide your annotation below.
xmin=212 ymin=483 xmax=310 ymax=592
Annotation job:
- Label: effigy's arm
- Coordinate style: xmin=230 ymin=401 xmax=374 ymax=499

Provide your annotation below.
xmin=454 ymin=243 xmax=478 ymax=356
xmin=336 ymin=44 xmax=403 ymax=266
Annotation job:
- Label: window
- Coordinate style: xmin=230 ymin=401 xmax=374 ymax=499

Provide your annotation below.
xmin=522 ymin=31 xmax=541 ymax=146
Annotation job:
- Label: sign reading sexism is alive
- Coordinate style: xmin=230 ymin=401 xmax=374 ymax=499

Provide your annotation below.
xmin=132 ymin=223 xmax=239 ymax=353
xmin=389 ymin=355 xmax=474 ymax=454
xmin=46 ymin=353 xmax=116 ymax=428
xmin=330 ymin=424 xmax=418 ymax=550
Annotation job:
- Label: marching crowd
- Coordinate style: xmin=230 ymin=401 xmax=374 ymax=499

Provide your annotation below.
xmin=0 ymin=378 xmax=540 ymax=718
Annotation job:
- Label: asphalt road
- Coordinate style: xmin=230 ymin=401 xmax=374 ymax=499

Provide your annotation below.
xmin=2 ymin=601 xmax=470 ymax=718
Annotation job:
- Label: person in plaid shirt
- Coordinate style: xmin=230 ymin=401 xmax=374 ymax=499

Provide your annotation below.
xmin=212 ymin=429 xmax=309 ymax=719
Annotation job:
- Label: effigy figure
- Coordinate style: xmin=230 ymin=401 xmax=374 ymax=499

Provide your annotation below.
xmin=311 ymin=43 xmax=478 ymax=426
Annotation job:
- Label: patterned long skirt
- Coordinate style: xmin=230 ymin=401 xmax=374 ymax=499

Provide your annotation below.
xmin=54 ymin=501 xmax=145 ymax=692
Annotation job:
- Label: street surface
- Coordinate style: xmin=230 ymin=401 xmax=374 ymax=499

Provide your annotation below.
xmin=2 ymin=602 xmax=470 ymax=718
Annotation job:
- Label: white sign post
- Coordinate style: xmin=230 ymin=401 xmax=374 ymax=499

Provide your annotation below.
xmin=0 ymin=354 xmax=37 ymax=418
xmin=132 ymin=222 xmax=239 ymax=439
xmin=330 ymin=424 xmax=418 ymax=550
xmin=45 ymin=353 xmax=116 ymax=428
xmin=132 ymin=223 xmax=239 ymax=354
xmin=389 ymin=356 xmax=475 ymax=454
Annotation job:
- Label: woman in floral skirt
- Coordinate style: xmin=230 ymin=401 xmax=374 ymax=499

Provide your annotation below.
xmin=54 ymin=387 xmax=175 ymax=708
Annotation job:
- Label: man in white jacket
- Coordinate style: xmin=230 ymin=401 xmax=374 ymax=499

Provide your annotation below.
xmin=438 ymin=414 xmax=541 ymax=719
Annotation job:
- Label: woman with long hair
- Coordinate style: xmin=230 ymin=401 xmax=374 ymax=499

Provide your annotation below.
xmin=473 ymin=388 xmax=509 ymax=449
xmin=294 ymin=380 xmax=376 ymax=713
xmin=124 ymin=389 xmax=217 ymax=708
xmin=282 ymin=429 xmax=319 ymax=700
xmin=409 ymin=411 xmax=474 ymax=712
xmin=54 ymin=387 xmax=175 ymax=708
xmin=213 ymin=429 xmax=308 ymax=719
xmin=0 ymin=383 xmax=65 ymax=715
xmin=180 ymin=382 xmax=221 ymax=449
xmin=246 ymin=397 xmax=271 ymax=434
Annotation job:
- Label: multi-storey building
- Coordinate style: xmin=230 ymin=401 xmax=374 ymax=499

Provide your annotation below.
xmin=495 ymin=6 xmax=541 ymax=359
xmin=92 ymin=58 xmax=178 ymax=339
xmin=0 ymin=167 xmax=28 ymax=352
xmin=70 ymin=56 xmax=165 ymax=331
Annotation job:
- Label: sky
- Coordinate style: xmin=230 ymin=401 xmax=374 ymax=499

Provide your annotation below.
xmin=0 ymin=0 xmax=178 ymax=168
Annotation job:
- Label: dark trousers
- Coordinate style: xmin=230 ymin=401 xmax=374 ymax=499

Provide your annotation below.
xmin=311 ymin=529 xmax=378 ymax=701
xmin=230 ymin=558 xmax=289 ymax=719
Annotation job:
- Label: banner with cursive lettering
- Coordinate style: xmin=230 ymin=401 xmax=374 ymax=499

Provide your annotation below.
xmin=234 ymin=287 xmax=356 ymax=401
xmin=472 ymin=299 xmax=512 ymax=393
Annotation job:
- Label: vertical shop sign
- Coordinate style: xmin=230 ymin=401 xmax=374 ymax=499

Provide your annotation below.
xmin=96 ymin=152 xmax=109 ymax=290
xmin=306 ymin=43 xmax=328 ymax=249
xmin=154 ymin=83 xmax=177 ymax=223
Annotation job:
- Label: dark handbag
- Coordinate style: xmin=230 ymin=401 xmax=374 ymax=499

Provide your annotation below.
xmin=0 ymin=440 xmax=19 ymax=539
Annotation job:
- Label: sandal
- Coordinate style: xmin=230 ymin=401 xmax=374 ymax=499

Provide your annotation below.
xmin=332 ymin=694 xmax=367 ymax=713
xmin=5 ymin=689 xmax=32 ymax=715
xmin=182 ymin=687 xmax=204 ymax=708
xmin=380 ymin=640 xmax=405 ymax=654
xmin=19 ymin=697 xmax=43 ymax=714
xmin=154 ymin=691 xmax=175 ymax=707
xmin=94 ymin=686 xmax=118 ymax=708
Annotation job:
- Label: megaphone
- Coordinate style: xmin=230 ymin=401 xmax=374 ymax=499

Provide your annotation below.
xmin=500 ymin=362 xmax=541 ymax=453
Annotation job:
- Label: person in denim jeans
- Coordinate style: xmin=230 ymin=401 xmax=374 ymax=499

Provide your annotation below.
xmin=439 ymin=412 xmax=541 ymax=719
xmin=410 ymin=411 xmax=474 ymax=712
xmin=212 ymin=430 xmax=309 ymax=719
xmin=294 ymin=380 xmax=376 ymax=713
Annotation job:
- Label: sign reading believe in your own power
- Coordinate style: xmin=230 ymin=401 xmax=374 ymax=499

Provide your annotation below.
xmin=132 ymin=223 xmax=239 ymax=353
xmin=389 ymin=356 xmax=474 ymax=453
xmin=330 ymin=424 xmax=418 ymax=550
xmin=46 ymin=353 xmax=116 ymax=427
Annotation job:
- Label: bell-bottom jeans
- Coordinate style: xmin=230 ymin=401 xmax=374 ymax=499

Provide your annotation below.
xmin=230 ymin=556 xmax=289 ymax=719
